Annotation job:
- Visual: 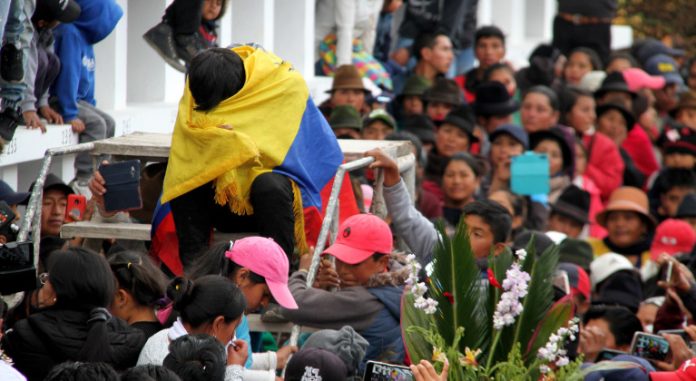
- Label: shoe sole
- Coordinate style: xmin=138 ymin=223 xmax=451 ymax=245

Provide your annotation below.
xmin=143 ymin=34 xmax=187 ymax=73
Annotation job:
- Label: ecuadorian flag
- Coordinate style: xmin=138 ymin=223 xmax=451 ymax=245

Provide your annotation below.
xmin=151 ymin=45 xmax=344 ymax=275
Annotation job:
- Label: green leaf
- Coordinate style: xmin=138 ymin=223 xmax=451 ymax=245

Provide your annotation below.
xmin=430 ymin=220 xmax=491 ymax=356
xmin=401 ymin=292 xmax=434 ymax=363
xmin=514 ymin=241 xmax=560 ymax=364
xmin=524 ymin=296 xmax=574 ymax=361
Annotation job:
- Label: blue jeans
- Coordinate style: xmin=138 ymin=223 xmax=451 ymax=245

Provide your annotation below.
xmin=0 ymin=0 xmax=34 ymax=109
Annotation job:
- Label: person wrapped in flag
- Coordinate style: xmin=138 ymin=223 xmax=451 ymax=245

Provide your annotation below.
xmin=155 ymin=45 xmax=344 ymax=272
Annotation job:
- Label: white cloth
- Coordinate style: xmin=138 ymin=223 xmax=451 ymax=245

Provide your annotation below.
xmin=315 ymin=0 xmax=384 ymax=65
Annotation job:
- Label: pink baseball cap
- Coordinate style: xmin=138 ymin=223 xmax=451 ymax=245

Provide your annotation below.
xmin=651 ymin=219 xmax=696 ymax=260
xmin=225 ymin=236 xmax=298 ymax=309
xmin=323 ymin=214 xmax=393 ymax=264
xmin=651 ymin=357 xmax=696 ymax=380
xmin=622 ymin=68 xmax=666 ymax=92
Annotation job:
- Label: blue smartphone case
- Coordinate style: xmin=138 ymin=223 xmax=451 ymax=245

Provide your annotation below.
xmin=511 ymin=152 xmax=550 ymax=195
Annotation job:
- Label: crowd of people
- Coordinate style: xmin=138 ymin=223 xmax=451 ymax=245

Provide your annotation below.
xmin=2 ymin=0 xmax=696 ymax=380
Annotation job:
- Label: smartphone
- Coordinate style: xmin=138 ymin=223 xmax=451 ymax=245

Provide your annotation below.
xmin=657 ymin=329 xmax=692 ymax=343
xmin=552 ymin=270 xmax=571 ymax=295
xmin=363 ymin=361 xmax=413 ymax=381
xmin=65 ymin=194 xmax=87 ymax=223
xmin=596 ymin=348 xmax=627 ymax=361
xmin=510 ymin=152 xmax=550 ymax=195
xmin=99 ymin=160 xmax=142 ymax=212
xmin=630 ymin=332 xmax=670 ymax=361
xmin=0 ymin=201 xmax=16 ymax=228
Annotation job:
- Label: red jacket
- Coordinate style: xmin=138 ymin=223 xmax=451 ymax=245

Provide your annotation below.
xmin=582 ymin=132 xmax=624 ymax=203
xmin=622 ymin=125 xmax=660 ymax=184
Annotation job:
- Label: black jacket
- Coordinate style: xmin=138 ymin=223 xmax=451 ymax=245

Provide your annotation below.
xmin=2 ymin=309 xmax=146 ymax=381
xmin=398 ymin=0 xmax=473 ymax=49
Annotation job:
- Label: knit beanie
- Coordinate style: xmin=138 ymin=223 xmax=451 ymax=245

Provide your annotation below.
xmin=303 ymin=326 xmax=369 ymax=375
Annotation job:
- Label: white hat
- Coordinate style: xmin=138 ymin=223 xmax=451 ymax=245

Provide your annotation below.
xmin=578 ymin=71 xmax=607 ymax=93
xmin=590 ymin=253 xmax=634 ymax=288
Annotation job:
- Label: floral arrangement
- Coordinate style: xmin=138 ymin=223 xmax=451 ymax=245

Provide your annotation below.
xmin=402 ymin=222 xmax=632 ymax=380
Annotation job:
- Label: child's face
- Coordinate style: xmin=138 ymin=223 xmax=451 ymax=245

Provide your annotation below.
xmin=202 ymin=0 xmax=223 ymax=21
xmin=464 ymin=214 xmax=496 ymax=259
xmin=664 ymin=153 xmax=696 ymax=169
xmin=427 ymin=101 xmax=454 ymax=122
xmin=335 ymin=256 xmax=388 ymax=287
xmin=533 ymin=139 xmax=564 ymax=176
xmin=488 ymin=68 xmax=517 ymax=96
xmin=475 ymin=37 xmax=505 ymax=69
xmin=362 ymin=120 xmax=394 ymax=141
xmin=547 ymin=213 xmax=583 ymax=239
xmin=566 ymin=95 xmax=596 ymax=134
xmin=563 ymin=52 xmax=593 ymax=85
xmin=660 ymin=187 xmax=695 ymax=217
xmin=596 ymin=110 xmax=628 ymax=146
xmin=403 ymin=95 xmax=424 ymax=116
xmin=676 ymin=108 xmax=696 ymax=130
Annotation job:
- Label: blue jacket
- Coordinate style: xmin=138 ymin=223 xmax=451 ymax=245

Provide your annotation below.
xmin=361 ymin=286 xmax=405 ymax=370
xmin=52 ymin=0 xmax=122 ymax=121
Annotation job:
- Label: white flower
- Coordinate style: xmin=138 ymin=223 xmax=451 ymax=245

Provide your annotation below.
xmin=537 ymin=318 xmax=579 ymax=371
xmin=539 ymin=365 xmax=550 ymax=374
xmin=515 ymin=249 xmax=527 ymax=262
xmin=492 ymin=263 xmax=531 ymax=330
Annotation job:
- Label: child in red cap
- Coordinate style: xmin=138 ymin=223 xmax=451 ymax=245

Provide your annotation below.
xmin=282 ymin=213 xmax=406 ymax=371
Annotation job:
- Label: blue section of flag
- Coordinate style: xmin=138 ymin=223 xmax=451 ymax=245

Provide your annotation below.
xmin=273 ymin=97 xmax=343 ymax=211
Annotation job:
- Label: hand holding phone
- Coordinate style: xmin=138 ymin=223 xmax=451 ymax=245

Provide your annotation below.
xmin=364 ymin=361 xmax=414 ymax=381
xmin=630 ymin=332 xmax=670 ymax=361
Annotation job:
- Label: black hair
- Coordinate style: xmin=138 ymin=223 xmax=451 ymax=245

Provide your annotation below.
xmin=445 ymin=152 xmax=483 ymax=178
xmin=582 ymin=305 xmax=643 ymax=347
xmin=163 ymin=334 xmax=226 ymax=381
xmin=524 ymin=85 xmax=560 ymax=111
xmin=188 ymin=48 xmax=246 ymax=112
xmin=607 ymin=52 xmax=638 ymax=70
xmin=655 ymin=168 xmax=696 ymax=195
xmin=44 ymin=362 xmax=119 ymax=381
xmin=167 ymin=275 xmax=246 ymax=329
xmin=568 ymin=47 xmax=603 ymax=71
xmin=412 ymin=32 xmax=448 ymax=60
xmin=108 ymin=251 xmax=167 ymax=308
xmin=475 ymin=25 xmax=505 ymax=46
xmin=121 ymin=365 xmax=182 ymax=381
xmin=483 ymin=62 xmax=515 ymax=82
xmin=462 ymin=200 xmax=512 ymax=243
xmin=47 ymin=248 xmax=117 ymax=362
xmin=559 ymin=87 xmax=594 ymax=123
xmin=187 ymin=241 xmax=266 ymax=284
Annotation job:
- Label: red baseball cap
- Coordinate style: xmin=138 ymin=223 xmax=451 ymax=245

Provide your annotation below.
xmin=651 ymin=358 xmax=696 ymax=380
xmin=558 ymin=263 xmax=590 ymax=301
xmin=623 ymin=68 xmax=666 ymax=92
xmin=323 ymin=214 xmax=393 ymax=264
xmin=650 ymin=219 xmax=696 ymax=260
xmin=225 ymin=236 xmax=298 ymax=309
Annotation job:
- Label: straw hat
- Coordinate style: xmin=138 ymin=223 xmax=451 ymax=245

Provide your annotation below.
xmin=327 ymin=65 xmax=368 ymax=93
xmin=595 ymin=186 xmax=656 ymax=230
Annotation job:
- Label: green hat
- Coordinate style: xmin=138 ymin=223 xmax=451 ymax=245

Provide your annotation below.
xmin=329 ymin=105 xmax=362 ymax=131
xmin=364 ymin=109 xmax=396 ymax=130
xmin=558 ymin=238 xmax=593 ymax=273
xmin=399 ymin=75 xmax=432 ymax=98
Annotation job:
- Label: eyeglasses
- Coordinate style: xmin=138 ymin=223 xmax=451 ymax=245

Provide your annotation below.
xmin=39 ymin=272 xmax=49 ymax=286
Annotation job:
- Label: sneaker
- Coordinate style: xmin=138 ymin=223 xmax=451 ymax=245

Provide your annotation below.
xmin=143 ymin=22 xmax=186 ymax=73
xmin=0 ymin=107 xmax=21 ymax=142
xmin=0 ymin=43 xmax=23 ymax=82
xmin=174 ymin=34 xmax=207 ymax=66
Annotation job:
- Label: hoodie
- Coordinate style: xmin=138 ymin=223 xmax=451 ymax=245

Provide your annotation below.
xmin=51 ymin=0 xmax=122 ymax=121
xmin=2 ymin=309 xmax=145 ymax=381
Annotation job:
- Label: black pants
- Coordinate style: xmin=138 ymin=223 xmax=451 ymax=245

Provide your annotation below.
xmin=552 ymin=16 xmax=611 ymax=65
xmin=170 ymin=172 xmax=296 ymax=268
xmin=163 ymin=0 xmax=204 ymax=35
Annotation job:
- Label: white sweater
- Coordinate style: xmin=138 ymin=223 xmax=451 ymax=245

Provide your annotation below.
xmin=315 ymin=0 xmax=384 ymax=65
xmin=137 ymin=329 xmax=277 ymax=381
